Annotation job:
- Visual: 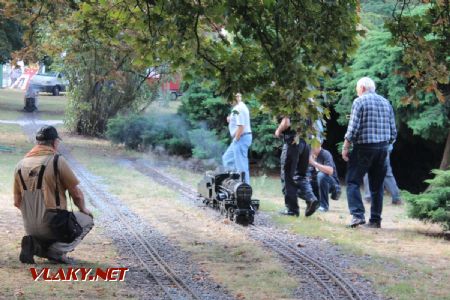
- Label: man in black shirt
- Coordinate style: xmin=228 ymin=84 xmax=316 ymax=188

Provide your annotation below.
xmin=275 ymin=117 xmax=319 ymax=217
xmin=309 ymin=143 xmax=341 ymax=212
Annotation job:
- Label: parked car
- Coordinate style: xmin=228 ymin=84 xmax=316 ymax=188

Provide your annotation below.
xmin=30 ymin=72 xmax=68 ymax=96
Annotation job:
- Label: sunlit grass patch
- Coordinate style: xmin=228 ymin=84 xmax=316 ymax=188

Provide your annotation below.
xmin=0 ymin=89 xmax=66 ymax=120
xmin=0 ymin=124 xmax=29 ymax=150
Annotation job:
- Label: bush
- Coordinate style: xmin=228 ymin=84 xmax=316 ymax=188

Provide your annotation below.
xmin=403 ymin=170 xmax=450 ymax=231
xmin=188 ymin=128 xmax=227 ymax=163
xmin=106 ymin=114 xmax=192 ymax=156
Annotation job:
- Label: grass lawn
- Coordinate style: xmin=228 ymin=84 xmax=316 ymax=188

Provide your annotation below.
xmin=0 ymin=89 xmax=66 ymax=120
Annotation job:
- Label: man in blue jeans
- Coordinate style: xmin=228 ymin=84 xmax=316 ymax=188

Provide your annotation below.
xmin=222 ymin=92 xmax=252 ymax=184
xmin=342 ymin=77 xmax=397 ymax=228
xmin=309 ymin=143 xmax=341 ymax=212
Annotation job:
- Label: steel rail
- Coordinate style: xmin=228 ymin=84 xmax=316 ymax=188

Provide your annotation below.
xmin=128 ymin=160 xmax=363 ymax=300
xmin=250 ymin=225 xmax=362 ymax=300
xmin=66 ymin=154 xmax=201 ymax=300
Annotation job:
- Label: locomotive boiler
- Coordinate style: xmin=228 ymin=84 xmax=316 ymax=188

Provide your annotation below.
xmin=197 ymin=171 xmax=259 ymax=225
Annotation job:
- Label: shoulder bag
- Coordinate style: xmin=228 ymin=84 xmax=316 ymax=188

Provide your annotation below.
xmin=48 ymin=154 xmax=83 ymax=243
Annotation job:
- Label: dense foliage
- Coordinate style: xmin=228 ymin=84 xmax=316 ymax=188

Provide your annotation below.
xmin=0 ymin=4 xmax=23 ymax=64
xmin=63 ymin=45 xmax=157 ymax=136
xmin=4 ymin=0 xmax=360 ymax=140
xmin=386 ymin=0 xmax=450 ymax=169
xmin=106 ymin=113 xmax=192 ymax=156
xmin=404 ymin=170 xmax=450 ymax=231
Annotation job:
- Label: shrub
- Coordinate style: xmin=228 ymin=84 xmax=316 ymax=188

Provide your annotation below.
xmin=188 ymin=128 xmax=227 ymax=163
xmin=106 ymin=114 xmax=192 ymax=156
xmin=403 ymin=170 xmax=450 ymax=231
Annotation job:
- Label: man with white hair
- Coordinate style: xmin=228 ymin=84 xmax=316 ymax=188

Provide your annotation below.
xmin=342 ymin=77 xmax=397 ymax=228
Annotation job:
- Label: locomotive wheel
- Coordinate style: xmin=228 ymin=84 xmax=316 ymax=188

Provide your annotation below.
xmin=235 ymin=215 xmax=250 ymax=226
xmin=227 ymin=207 xmax=235 ymax=221
xmin=220 ymin=206 xmax=226 ymax=216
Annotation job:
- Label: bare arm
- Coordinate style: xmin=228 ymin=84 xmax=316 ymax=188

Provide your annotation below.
xmin=68 ymin=185 xmax=93 ymax=218
xmin=275 ymin=117 xmax=290 ymax=137
xmin=309 ymin=156 xmax=334 ymax=176
xmin=341 ymin=138 xmax=352 ymax=162
xmin=234 ymin=125 xmax=244 ymax=141
xmin=13 ymin=176 xmax=22 ymax=209
xmin=14 ymin=193 xmax=21 ymax=209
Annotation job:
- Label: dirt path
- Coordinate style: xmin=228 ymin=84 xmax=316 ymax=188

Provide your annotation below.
xmin=19 ymin=115 xmax=233 ymax=300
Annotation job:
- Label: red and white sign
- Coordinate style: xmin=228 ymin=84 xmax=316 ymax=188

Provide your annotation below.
xmin=11 ymin=67 xmax=39 ymax=90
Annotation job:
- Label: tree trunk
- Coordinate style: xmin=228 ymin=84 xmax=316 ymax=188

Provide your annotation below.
xmin=439 ymin=129 xmax=450 ymax=170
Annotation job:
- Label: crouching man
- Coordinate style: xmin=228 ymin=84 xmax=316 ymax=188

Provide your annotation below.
xmin=14 ymin=126 xmax=94 ymax=264
xmin=309 ymin=142 xmax=341 ymax=212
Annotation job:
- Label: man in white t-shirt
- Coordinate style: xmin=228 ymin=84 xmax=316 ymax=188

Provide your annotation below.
xmin=222 ymin=92 xmax=252 ymax=184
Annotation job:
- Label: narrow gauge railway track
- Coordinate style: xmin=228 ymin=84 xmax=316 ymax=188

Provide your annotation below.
xmin=62 ymin=151 xmax=202 ymax=300
xmin=128 ymin=159 xmax=363 ymax=300
xmin=250 ymin=225 xmax=362 ymax=300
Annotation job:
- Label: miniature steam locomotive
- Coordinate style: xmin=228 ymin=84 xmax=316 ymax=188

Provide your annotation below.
xmin=197 ymin=171 xmax=259 ymax=225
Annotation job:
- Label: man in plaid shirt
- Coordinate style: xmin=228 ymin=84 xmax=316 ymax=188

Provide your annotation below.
xmin=342 ymin=77 xmax=397 ymax=228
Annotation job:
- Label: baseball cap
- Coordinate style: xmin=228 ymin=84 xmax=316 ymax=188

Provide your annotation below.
xmin=36 ymin=125 xmax=61 ymax=141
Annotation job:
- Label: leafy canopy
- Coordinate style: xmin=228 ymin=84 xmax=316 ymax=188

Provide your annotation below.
xmin=386 ymin=1 xmax=449 ymax=104
xmin=6 ymin=0 xmax=360 ymax=139
xmin=0 ymin=3 xmax=23 ymax=64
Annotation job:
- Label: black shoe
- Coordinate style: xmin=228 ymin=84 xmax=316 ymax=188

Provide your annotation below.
xmin=305 ymin=199 xmax=320 ymax=217
xmin=19 ymin=236 xmax=35 ymax=264
xmin=392 ymin=199 xmax=403 ymax=205
xmin=348 ymin=217 xmax=366 ymax=228
xmin=279 ymin=209 xmax=299 ymax=217
xmin=331 ymin=188 xmax=341 ymax=201
xmin=364 ymin=221 xmax=381 ymax=228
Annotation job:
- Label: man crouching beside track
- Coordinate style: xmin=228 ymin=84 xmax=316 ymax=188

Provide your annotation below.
xmin=14 ymin=126 xmax=94 ymax=264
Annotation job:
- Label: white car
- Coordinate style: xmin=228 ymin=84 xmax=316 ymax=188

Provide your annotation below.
xmin=30 ymin=72 xmax=68 ymax=96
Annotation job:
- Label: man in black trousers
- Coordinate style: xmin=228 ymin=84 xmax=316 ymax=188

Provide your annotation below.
xmin=342 ymin=77 xmax=397 ymax=228
xmin=275 ymin=117 xmax=319 ymax=217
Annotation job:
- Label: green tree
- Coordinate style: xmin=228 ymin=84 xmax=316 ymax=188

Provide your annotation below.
xmin=0 ymin=4 xmax=23 ymax=64
xmin=171 ymin=0 xmax=360 ymax=138
xmin=386 ymin=1 xmax=450 ymax=169
xmin=5 ymin=0 xmax=360 ymax=140
xmin=2 ymin=0 xmax=161 ymax=135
